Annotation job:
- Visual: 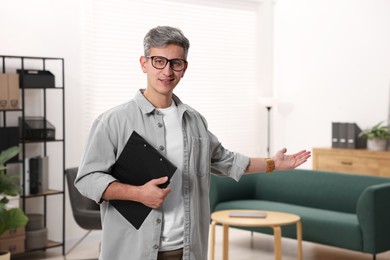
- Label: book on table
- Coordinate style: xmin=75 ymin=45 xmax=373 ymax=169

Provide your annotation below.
xmin=229 ymin=211 xmax=267 ymax=218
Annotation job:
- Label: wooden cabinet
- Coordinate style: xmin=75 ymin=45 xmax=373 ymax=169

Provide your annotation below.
xmin=312 ymin=148 xmax=390 ymax=177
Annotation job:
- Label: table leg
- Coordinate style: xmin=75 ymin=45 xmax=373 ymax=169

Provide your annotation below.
xmin=296 ymin=221 xmax=303 ymax=260
xmin=273 ymin=226 xmax=282 ymax=260
xmin=210 ymin=220 xmax=216 ymax=260
xmin=222 ymin=224 xmax=229 ymax=260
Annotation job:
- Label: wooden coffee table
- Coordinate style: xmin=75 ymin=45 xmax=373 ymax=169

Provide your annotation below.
xmin=210 ymin=210 xmax=302 ymax=260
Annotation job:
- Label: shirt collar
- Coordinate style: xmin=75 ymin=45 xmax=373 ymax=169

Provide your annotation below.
xmin=134 ymin=89 xmax=155 ymax=114
xmin=134 ymin=89 xmax=192 ymax=115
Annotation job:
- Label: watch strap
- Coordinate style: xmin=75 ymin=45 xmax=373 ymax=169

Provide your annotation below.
xmin=265 ymin=158 xmax=275 ymax=173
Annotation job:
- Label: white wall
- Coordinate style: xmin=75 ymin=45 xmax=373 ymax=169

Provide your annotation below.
xmin=273 ymin=0 xmax=390 ymax=168
xmin=1 ymin=0 xmax=85 ymax=166
xmin=0 ymin=0 xmax=85 ymax=245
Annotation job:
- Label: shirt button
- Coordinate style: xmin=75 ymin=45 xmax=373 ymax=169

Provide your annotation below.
xmin=156 ymin=218 xmax=161 ymax=224
xmin=159 ymin=145 xmax=165 ymax=151
xmin=157 ymin=122 xmax=163 ymax=128
xmin=153 ymin=244 xmax=159 ymax=250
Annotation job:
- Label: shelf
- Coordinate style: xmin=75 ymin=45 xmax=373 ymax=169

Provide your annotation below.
xmin=20 ymin=139 xmax=64 ymax=143
xmin=0 ymin=108 xmax=23 ymax=112
xmin=25 ymin=240 xmax=63 ymax=252
xmin=14 ymin=240 xmax=63 ymax=255
xmin=1 ymin=55 xmax=64 ymax=60
xmin=46 ymin=240 xmax=63 ymax=249
xmin=23 ymin=189 xmax=64 ymax=198
xmin=22 ymin=86 xmax=64 ymax=89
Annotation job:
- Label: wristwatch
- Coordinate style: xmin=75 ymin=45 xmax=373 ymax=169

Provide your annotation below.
xmin=265 ymin=158 xmax=275 ymax=173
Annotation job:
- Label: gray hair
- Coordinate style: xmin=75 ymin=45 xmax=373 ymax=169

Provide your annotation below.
xmin=143 ymin=26 xmax=190 ymax=59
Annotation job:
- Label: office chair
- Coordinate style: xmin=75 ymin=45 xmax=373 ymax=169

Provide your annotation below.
xmin=65 ymin=167 xmax=102 ymax=256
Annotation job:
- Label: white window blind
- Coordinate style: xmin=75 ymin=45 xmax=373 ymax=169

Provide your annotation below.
xmin=82 ymin=0 xmax=262 ymax=155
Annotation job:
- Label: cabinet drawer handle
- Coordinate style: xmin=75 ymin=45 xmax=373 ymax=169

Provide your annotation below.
xmin=341 ymin=161 xmax=353 ymax=166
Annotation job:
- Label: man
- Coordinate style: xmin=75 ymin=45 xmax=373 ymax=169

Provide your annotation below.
xmin=75 ymin=26 xmax=311 ymax=260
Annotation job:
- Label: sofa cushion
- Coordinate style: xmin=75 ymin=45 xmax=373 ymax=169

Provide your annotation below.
xmin=252 ymin=170 xmax=390 ymax=213
xmin=214 ymin=200 xmax=363 ymax=251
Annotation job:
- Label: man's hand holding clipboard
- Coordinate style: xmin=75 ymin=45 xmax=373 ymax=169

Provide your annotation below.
xmin=109 ymin=131 xmax=177 ymax=230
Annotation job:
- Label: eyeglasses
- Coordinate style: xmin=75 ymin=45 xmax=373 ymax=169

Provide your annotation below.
xmin=146 ymin=56 xmax=187 ymax=72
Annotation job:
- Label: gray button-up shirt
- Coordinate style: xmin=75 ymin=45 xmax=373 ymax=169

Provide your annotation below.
xmin=75 ymin=89 xmax=250 ymax=260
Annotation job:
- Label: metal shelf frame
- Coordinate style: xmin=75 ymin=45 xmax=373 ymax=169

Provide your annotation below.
xmin=0 ymin=55 xmax=66 ymax=255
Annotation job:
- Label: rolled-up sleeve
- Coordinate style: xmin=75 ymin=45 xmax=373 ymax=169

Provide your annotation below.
xmin=208 ymin=130 xmax=250 ymax=182
xmin=74 ymin=116 xmax=118 ymax=203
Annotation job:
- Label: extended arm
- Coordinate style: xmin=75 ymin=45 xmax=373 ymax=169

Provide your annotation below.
xmin=245 ymin=148 xmax=311 ymax=174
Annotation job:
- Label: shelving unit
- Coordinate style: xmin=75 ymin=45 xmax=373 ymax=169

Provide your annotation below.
xmin=0 ymin=55 xmax=65 ymax=255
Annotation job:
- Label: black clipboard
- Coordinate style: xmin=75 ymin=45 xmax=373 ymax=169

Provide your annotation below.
xmin=109 ymin=131 xmax=177 ymax=229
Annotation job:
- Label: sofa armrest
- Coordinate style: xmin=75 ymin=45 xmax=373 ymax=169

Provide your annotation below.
xmin=356 ymin=183 xmax=390 ymax=254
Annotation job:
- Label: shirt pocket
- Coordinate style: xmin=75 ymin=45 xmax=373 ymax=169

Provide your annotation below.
xmin=189 ymin=137 xmax=210 ymax=177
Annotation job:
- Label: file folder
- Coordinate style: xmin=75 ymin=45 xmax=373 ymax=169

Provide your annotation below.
xmin=331 ymin=122 xmax=339 ymax=148
xmin=347 ymin=123 xmax=366 ymax=149
xmin=338 ymin=122 xmax=348 ymax=148
xmin=109 ymin=131 xmax=177 ymax=230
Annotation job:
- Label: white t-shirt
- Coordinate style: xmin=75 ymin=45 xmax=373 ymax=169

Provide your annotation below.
xmin=157 ymin=101 xmax=184 ymax=251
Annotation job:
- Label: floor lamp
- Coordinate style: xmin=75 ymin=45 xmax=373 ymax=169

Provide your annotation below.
xmin=259 ymin=97 xmax=278 ymax=157
xmin=266 ymin=105 xmax=272 ymax=157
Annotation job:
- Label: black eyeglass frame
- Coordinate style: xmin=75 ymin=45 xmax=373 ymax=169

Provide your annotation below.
xmin=146 ymin=56 xmax=188 ymax=72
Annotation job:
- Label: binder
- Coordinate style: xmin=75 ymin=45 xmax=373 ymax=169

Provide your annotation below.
xmin=331 ymin=122 xmax=340 ymax=148
xmin=109 ymin=131 xmax=177 ymax=230
xmin=29 ymin=157 xmax=40 ymax=194
xmin=338 ymin=122 xmax=348 ymax=148
xmin=347 ymin=123 xmax=366 ymax=149
xmin=24 ymin=157 xmax=31 ymax=196
xmin=27 ymin=156 xmax=49 ymax=194
xmin=39 ymin=156 xmax=49 ymax=193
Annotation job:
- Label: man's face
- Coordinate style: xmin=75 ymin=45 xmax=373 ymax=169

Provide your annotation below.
xmin=140 ymin=44 xmax=187 ymax=97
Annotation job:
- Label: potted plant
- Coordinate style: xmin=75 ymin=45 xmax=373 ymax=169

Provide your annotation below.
xmin=359 ymin=122 xmax=390 ymax=151
xmin=0 ymin=146 xmax=29 ymax=260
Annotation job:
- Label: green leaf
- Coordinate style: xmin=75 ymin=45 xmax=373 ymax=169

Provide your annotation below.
xmin=0 ymin=146 xmax=28 ymax=237
xmin=0 ymin=174 xmax=21 ymax=196
xmin=359 ymin=121 xmax=390 ymax=140
xmin=0 ymin=146 xmax=20 ymax=167
xmin=0 ymin=197 xmax=9 ymax=204
xmin=0 ymin=207 xmax=28 ymax=236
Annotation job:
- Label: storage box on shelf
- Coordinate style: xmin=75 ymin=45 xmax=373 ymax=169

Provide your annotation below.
xmin=0 ymin=227 xmax=26 ymax=255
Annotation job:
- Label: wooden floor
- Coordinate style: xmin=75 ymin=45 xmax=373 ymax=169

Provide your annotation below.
xmin=13 ymin=226 xmax=390 ymax=260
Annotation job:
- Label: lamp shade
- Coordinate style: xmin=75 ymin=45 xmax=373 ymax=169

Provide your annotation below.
xmin=258 ymin=97 xmax=278 ymax=108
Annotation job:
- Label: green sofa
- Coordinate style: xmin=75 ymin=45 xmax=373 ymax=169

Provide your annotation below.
xmin=210 ymin=169 xmax=390 ymax=258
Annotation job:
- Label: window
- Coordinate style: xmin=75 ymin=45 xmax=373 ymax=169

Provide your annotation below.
xmin=82 ymin=0 xmax=262 ymax=155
